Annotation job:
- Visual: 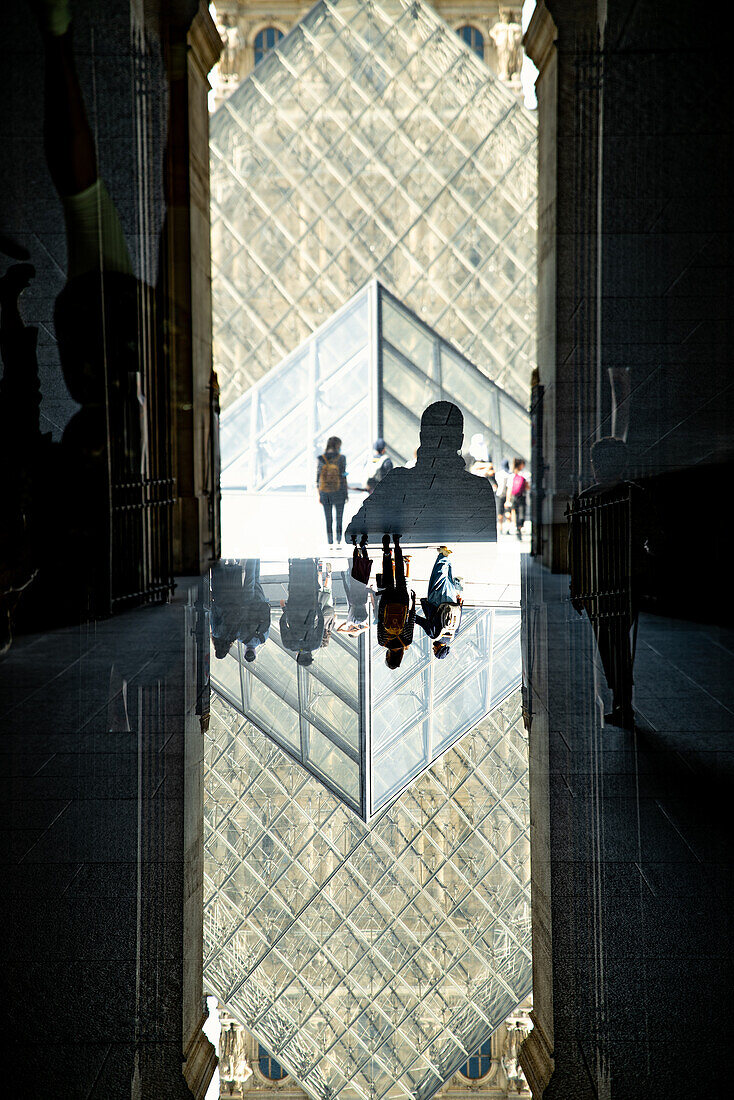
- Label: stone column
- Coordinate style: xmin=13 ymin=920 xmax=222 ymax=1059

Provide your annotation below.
xmin=161 ymin=1 xmax=222 ymax=575
xmin=523 ymin=0 xmax=601 ymax=572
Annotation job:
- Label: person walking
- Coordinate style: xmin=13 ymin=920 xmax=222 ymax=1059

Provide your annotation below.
xmin=317 ymin=436 xmax=348 ymax=547
xmin=375 ymin=534 xmax=416 ymax=669
xmin=495 ymin=459 xmax=511 ymax=534
xmin=279 ymin=558 xmax=324 ymax=666
xmin=469 ymin=433 xmax=498 ymax=490
xmin=364 ymin=438 xmax=393 ymax=493
xmin=318 ymin=561 xmax=336 ymax=647
xmin=211 ymin=559 xmax=270 ymax=661
xmin=569 ymin=437 xmax=653 ymax=729
xmin=415 ymin=546 xmax=463 ymax=659
xmin=338 ymin=536 xmax=373 ymax=636
xmin=509 ymin=458 xmax=529 ymax=539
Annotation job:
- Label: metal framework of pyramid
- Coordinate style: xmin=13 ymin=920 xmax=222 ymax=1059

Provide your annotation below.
xmin=211 ymin=565 xmax=521 ymax=820
xmin=204 ymin=689 xmax=531 ymax=1100
xmin=220 ymin=282 xmax=530 ymax=492
xmin=210 ymin=0 xmax=537 ymax=413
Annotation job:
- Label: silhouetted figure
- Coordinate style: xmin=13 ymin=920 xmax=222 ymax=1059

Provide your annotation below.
xmin=280 ymin=558 xmax=324 ymax=665
xmin=375 ymin=534 xmax=416 ymax=669
xmin=346 ymin=403 xmax=497 ymax=543
xmin=415 ymin=547 xmax=464 ymax=659
xmin=569 ymin=437 xmax=645 ymax=729
xmin=317 ymin=435 xmax=348 ymax=546
xmin=211 ymin=559 xmax=270 ymax=661
xmin=0 ymin=261 xmax=45 ymax=654
xmin=4 ymin=2 xmax=165 ymax=627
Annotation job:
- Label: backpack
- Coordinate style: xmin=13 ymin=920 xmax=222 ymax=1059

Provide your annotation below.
xmin=383 ymin=601 xmax=408 ymax=636
xmin=437 ymin=602 xmax=462 ymax=638
xmin=319 ymin=454 xmax=341 ymax=493
xmin=373 ymin=455 xmax=391 ymax=484
xmin=511 ymin=473 xmax=527 ymax=497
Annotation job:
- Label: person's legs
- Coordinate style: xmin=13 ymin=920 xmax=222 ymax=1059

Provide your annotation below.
xmin=593 ymin=615 xmax=634 ymax=725
xmin=322 ymin=498 xmax=334 ymax=544
xmin=515 ymin=496 xmax=526 ymax=537
xmin=393 ymin=535 xmax=407 ymax=598
xmin=334 ymin=497 xmax=345 ymax=543
xmin=379 ymin=535 xmax=394 ymax=593
xmin=427 ymin=551 xmax=457 ymax=606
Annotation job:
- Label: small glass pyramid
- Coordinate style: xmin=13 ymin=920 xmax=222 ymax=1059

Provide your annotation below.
xmin=211 ymin=563 xmax=521 ymax=820
xmin=220 ymin=282 xmax=530 ymax=491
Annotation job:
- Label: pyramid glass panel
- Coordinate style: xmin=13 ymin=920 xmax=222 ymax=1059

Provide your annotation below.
xmin=205 ymin=689 xmax=531 ymax=1100
xmin=210 ymin=562 xmax=521 ymax=821
xmin=210 ymin=0 xmax=537 ymax=412
xmin=220 ymin=283 xmax=529 ymax=491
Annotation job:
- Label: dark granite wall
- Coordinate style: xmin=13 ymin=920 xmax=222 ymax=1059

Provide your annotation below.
xmin=598 ymin=1 xmax=734 ymax=475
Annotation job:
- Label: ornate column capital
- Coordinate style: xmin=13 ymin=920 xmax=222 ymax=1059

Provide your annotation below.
xmin=519 ymin=1012 xmax=555 ymax=1098
xmin=523 ymin=0 xmax=556 ymax=77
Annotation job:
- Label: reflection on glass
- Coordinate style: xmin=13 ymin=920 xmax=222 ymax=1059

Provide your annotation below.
xmin=246 ymin=674 xmax=301 ymax=754
xmin=209 ymin=561 xmax=522 ymax=823
xmin=372 ymin=719 xmax=429 ymax=809
xmin=382 ymin=298 xmax=436 ymax=373
xmin=305 ymin=724 xmax=360 ymax=804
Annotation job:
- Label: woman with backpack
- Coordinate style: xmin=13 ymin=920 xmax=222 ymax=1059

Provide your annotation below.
xmin=375 ymin=534 xmax=416 ymax=669
xmin=316 ymin=436 xmax=348 ymax=547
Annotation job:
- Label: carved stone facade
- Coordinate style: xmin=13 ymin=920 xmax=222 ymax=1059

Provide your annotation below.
xmin=218 ymin=1002 xmax=533 ymax=1099
xmin=209 ymin=2 xmax=524 ymax=109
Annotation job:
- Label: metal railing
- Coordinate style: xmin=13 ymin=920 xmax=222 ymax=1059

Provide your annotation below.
xmin=110 ymin=475 xmax=176 ymax=611
xmin=567 ymin=483 xmax=638 ymax=720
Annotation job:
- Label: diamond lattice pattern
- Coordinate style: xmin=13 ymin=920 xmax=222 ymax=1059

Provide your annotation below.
xmin=219 ymin=284 xmax=531 ymax=492
xmin=204 ymin=688 xmax=531 ymax=1100
xmin=210 ymin=0 xmax=537 ymax=412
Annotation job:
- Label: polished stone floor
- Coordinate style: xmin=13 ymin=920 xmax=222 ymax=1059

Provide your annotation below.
xmin=0 ymin=586 xmax=208 ymax=1097
xmin=523 ymin=561 xmax=734 ymax=1097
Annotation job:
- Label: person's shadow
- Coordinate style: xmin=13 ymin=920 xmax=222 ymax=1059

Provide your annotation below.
xmin=346 ymin=402 xmax=497 ymax=544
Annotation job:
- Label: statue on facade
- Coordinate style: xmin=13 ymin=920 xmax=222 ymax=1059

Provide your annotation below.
xmin=490 ymin=10 xmax=523 ymax=83
xmin=220 ymin=1017 xmax=252 ymax=1085
xmin=220 ymin=20 xmax=242 ymax=79
xmin=501 ymin=1016 xmax=531 ymax=1093
xmin=211 ymin=7 xmax=243 ymax=104
xmin=219 ymin=1020 xmax=237 ymax=1081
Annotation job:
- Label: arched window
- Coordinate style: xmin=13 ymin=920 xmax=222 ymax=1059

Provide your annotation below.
xmin=254 ymin=26 xmax=284 ymax=65
xmin=456 ymin=24 xmax=485 ymax=58
xmin=258 ymin=1043 xmax=288 ymax=1080
xmin=462 ymin=1038 xmax=492 ymax=1079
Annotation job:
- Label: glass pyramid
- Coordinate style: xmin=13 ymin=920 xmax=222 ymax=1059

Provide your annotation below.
xmin=220 ymin=282 xmax=530 ymax=491
xmin=210 ymin=563 xmax=521 ymax=820
xmin=204 ymin=687 xmax=531 ymax=1100
xmin=210 ymin=0 xmax=537 ymax=414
